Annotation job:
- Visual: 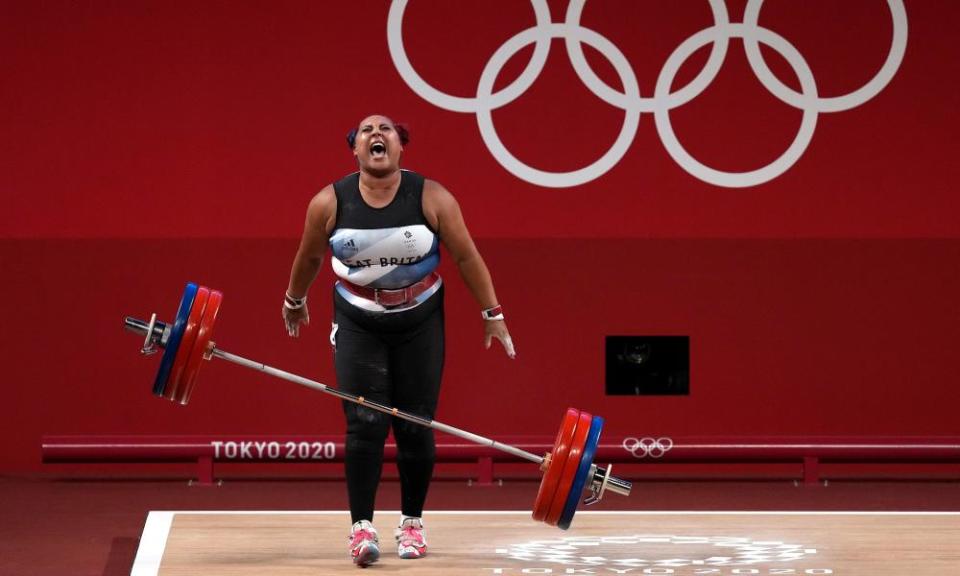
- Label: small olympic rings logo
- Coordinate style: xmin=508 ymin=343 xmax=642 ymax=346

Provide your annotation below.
xmin=387 ymin=0 xmax=908 ymax=188
xmin=622 ymin=436 xmax=674 ymax=459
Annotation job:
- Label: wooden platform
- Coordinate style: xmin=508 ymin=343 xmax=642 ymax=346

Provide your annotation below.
xmin=132 ymin=510 xmax=960 ymax=575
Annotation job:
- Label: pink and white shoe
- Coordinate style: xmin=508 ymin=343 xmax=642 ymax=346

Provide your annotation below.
xmin=394 ymin=517 xmax=428 ymax=559
xmin=349 ymin=520 xmax=380 ymax=567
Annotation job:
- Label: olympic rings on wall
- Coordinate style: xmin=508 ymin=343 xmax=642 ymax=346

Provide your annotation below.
xmin=622 ymin=436 xmax=674 ymax=459
xmin=387 ymin=0 xmax=908 ymax=188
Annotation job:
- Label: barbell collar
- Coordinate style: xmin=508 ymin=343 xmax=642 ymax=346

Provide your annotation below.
xmin=125 ymin=316 xmax=167 ymax=347
xmin=597 ymin=465 xmax=631 ymax=497
xmin=139 ymin=313 xmax=159 ymax=355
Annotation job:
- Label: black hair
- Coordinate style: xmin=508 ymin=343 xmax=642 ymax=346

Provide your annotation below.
xmin=346 ymin=122 xmax=410 ymax=149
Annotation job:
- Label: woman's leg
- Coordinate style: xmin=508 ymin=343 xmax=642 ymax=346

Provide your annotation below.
xmin=334 ymin=311 xmax=393 ymax=524
xmin=389 ymin=304 xmax=445 ymax=518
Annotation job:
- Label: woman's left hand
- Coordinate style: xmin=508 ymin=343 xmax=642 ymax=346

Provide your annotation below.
xmin=484 ymin=320 xmax=516 ymax=359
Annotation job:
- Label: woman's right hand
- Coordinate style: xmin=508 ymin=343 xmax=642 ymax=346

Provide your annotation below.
xmin=282 ymin=304 xmax=310 ymax=337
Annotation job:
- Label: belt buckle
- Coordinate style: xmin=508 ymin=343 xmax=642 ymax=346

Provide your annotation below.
xmin=374 ymin=287 xmax=404 ymax=307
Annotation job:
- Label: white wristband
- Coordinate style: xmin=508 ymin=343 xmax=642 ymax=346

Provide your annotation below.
xmin=284 ymin=292 xmax=306 ymax=310
xmin=482 ymin=305 xmax=504 ymax=321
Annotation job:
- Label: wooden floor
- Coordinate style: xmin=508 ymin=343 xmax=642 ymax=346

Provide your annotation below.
xmin=132 ymin=510 xmax=960 ymax=575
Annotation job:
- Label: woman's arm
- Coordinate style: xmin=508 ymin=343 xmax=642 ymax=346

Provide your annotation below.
xmin=424 ymin=179 xmax=515 ymax=358
xmin=283 ymin=185 xmax=337 ymax=337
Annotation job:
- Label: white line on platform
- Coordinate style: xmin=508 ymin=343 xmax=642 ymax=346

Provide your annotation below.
xmin=130 ymin=511 xmax=175 ymax=576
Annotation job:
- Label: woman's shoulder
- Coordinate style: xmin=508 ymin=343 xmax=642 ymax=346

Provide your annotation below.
xmin=422 ymin=177 xmax=453 ymax=201
xmin=421 ymin=177 xmax=459 ymax=230
xmin=307 ymin=184 xmax=338 ymax=230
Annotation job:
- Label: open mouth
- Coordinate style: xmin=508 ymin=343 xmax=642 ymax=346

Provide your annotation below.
xmin=370 ymin=142 xmax=387 ymax=158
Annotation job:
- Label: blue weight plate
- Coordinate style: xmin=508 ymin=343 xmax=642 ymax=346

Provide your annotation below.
xmin=557 ymin=415 xmax=604 ymax=530
xmin=152 ymin=282 xmax=198 ymax=397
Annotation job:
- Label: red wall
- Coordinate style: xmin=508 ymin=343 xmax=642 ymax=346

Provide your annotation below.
xmin=2 ymin=1 xmax=960 ymax=471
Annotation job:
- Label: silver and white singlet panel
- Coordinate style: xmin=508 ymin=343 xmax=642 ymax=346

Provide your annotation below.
xmin=330 ymin=225 xmax=439 ymax=289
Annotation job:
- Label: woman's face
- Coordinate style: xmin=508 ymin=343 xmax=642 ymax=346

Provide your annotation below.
xmin=354 ymin=115 xmax=403 ymax=175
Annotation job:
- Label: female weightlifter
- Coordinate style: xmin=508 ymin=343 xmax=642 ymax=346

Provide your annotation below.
xmin=281 ymin=114 xmax=515 ymax=566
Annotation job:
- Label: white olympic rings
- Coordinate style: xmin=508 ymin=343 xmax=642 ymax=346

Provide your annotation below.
xmin=622 ymin=436 xmax=674 ymax=459
xmin=387 ymin=0 xmax=908 ymax=188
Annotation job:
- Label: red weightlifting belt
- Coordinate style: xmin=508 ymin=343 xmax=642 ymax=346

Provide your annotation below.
xmin=339 ymin=272 xmax=440 ymax=307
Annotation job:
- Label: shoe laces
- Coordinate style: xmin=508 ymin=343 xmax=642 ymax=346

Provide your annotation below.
xmin=396 ymin=518 xmax=425 ymax=546
xmin=350 ymin=520 xmax=378 ymax=548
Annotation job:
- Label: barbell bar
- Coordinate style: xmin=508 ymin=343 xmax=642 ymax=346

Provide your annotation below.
xmin=124 ymin=282 xmax=631 ymax=529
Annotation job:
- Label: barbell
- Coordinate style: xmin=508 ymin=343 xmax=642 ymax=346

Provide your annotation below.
xmin=124 ymin=282 xmax=632 ymax=529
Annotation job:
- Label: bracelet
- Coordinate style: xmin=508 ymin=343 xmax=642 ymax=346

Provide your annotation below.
xmin=481 ymin=305 xmax=504 ymax=321
xmin=284 ymin=292 xmax=307 ymax=310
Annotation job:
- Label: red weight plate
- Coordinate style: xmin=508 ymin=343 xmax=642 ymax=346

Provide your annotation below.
xmin=532 ymin=408 xmax=580 ymax=522
xmin=178 ymin=289 xmax=222 ymax=405
xmin=545 ymin=410 xmax=592 ymax=526
xmin=165 ymin=286 xmax=209 ymax=402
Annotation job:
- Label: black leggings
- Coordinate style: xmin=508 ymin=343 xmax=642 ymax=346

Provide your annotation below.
xmin=332 ymin=288 xmax=444 ymax=524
